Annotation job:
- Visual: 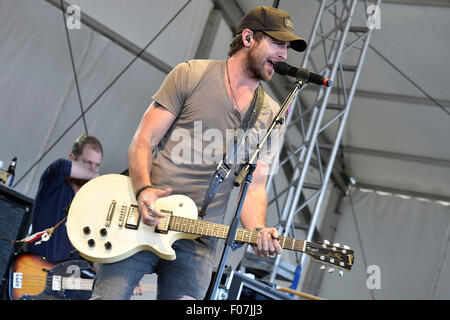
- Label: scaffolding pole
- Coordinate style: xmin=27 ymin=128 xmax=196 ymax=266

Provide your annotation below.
xmin=239 ymin=0 xmax=381 ymax=290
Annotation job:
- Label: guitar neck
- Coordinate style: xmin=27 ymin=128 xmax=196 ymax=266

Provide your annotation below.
xmin=168 ymin=216 xmax=306 ymax=253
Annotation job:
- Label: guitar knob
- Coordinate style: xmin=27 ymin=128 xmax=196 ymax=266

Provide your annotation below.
xmin=328 ymin=267 xmax=334 ymax=273
xmin=320 ymin=264 xmax=326 ymax=270
xmin=320 ymin=256 xmax=325 ymax=261
xmin=340 ymin=262 xmax=345 ymax=267
xmin=339 ymin=270 xmax=344 ymax=277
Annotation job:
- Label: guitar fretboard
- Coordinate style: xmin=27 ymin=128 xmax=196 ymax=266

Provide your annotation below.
xmin=168 ymin=216 xmax=306 ymax=252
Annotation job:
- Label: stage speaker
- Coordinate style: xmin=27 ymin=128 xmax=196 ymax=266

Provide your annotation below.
xmin=0 ymin=184 xmax=33 ymax=299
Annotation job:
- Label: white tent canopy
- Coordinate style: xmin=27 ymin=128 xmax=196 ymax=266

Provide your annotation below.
xmin=0 ymin=0 xmax=449 ymax=299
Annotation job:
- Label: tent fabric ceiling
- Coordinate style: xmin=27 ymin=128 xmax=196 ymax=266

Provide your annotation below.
xmin=318 ymin=188 xmax=450 ymax=299
xmin=0 ymin=0 xmax=448 ymax=204
xmin=236 ymin=0 xmax=450 ymax=202
xmin=0 ymin=0 xmax=210 ymax=196
xmin=0 ymin=0 xmax=448 ymax=302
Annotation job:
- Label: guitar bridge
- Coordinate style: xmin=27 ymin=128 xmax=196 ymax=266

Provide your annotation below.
xmin=155 ymin=210 xmax=172 ymax=234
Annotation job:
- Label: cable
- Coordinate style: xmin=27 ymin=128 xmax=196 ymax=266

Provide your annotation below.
xmin=276 ymin=285 xmax=325 ymax=300
xmin=0 ymin=216 xmax=66 ymax=245
xmin=13 ymin=0 xmax=192 ymax=187
xmin=369 ymin=44 xmax=450 ymax=117
xmin=432 ymin=224 xmax=450 ymax=299
xmin=61 ymin=0 xmax=88 ymax=135
xmin=348 ymin=186 xmax=375 ymax=300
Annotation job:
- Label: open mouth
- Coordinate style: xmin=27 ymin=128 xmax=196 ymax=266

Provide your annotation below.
xmin=266 ymin=59 xmax=277 ymax=71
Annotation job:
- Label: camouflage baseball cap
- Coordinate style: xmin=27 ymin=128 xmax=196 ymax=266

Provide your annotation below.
xmin=237 ymin=6 xmax=307 ymax=52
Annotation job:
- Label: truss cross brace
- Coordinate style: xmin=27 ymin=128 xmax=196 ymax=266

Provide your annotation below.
xmin=243 ymin=0 xmax=382 ymax=287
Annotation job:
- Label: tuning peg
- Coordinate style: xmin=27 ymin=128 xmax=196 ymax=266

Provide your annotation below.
xmin=339 ymin=270 xmax=344 ymax=277
xmin=328 ymin=267 xmax=334 ymax=273
xmin=333 ymin=242 xmax=340 ymax=247
xmin=324 ymin=240 xmax=330 ymax=245
xmin=343 ymin=245 xmax=350 ymax=249
xmin=320 ymin=264 xmax=326 ymax=270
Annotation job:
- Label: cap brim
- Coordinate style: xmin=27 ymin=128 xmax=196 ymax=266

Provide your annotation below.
xmin=264 ymin=30 xmax=307 ymax=52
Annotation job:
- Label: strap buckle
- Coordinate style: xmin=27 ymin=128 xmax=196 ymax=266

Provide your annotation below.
xmin=216 ymin=161 xmax=231 ymax=180
xmin=199 ymin=161 xmax=232 ymax=219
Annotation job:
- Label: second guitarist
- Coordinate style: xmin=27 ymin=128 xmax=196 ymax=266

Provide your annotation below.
xmin=25 ymin=135 xmax=103 ymax=300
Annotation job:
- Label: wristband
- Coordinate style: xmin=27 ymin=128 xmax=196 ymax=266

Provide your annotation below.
xmin=135 ymin=185 xmax=152 ymax=200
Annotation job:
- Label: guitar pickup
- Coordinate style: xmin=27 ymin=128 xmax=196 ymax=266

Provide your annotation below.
xmin=12 ymin=272 xmax=23 ymax=289
xmin=118 ymin=204 xmax=127 ymax=228
xmin=155 ymin=210 xmax=172 ymax=234
xmin=125 ymin=205 xmax=140 ymax=229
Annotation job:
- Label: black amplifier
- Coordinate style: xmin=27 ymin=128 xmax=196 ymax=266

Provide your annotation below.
xmin=213 ymin=268 xmax=292 ymax=300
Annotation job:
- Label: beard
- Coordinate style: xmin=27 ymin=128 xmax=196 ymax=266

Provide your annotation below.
xmin=245 ymin=44 xmax=274 ymax=82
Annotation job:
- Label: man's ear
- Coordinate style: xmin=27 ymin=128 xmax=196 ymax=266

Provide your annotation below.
xmin=242 ymin=29 xmax=253 ymax=47
xmin=68 ymin=153 xmax=75 ymax=161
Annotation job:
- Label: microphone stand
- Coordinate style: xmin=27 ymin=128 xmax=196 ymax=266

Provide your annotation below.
xmin=208 ymin=79 xmax=304 ymax=300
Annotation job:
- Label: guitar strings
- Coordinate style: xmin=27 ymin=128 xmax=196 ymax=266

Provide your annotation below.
xmin=12 ymin=274 xmax=156 ymax=285
xmin=169 ymin=216 xmax=305 ymax=250
xmin=12 ymin=274 xmax=94 ymax=288
xmin=14 ymin=283 xmax=157 ymax=291
xmin=13 ymin=274 xmax=156 ymax=292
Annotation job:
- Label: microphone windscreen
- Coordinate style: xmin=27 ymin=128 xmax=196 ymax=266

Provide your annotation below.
xmin=274 ymin=62 xmax=291 ymax=75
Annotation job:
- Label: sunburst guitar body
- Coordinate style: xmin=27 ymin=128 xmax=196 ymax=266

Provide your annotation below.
xmin=8 ymin=253 xmax=93 ymax=300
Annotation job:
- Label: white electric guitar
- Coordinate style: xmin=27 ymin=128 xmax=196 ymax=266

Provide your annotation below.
xmin=67 ymin=174 xmax=354 ymax=272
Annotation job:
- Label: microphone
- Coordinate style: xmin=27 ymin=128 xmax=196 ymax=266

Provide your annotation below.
xmin=274 ymin=62 xmax=333 ymax=87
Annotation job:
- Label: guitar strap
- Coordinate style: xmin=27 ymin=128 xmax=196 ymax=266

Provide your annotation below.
xmin=199 ymin=84 xmax=265 ymax=218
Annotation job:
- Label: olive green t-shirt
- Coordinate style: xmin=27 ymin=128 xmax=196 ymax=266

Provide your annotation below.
xmin=151 ymin=59 xmax=283 ymax=223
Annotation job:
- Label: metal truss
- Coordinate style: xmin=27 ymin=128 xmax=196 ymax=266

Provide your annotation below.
xmin=239 ymin=0 xmax=381 ymax=288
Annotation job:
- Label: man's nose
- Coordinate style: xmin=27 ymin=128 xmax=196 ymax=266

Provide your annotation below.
xmin=279 ymin=47 xmax=288 ymax=60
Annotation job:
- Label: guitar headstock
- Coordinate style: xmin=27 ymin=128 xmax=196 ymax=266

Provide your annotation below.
xmin=304 ymin=240 xmax=355 ymax=276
